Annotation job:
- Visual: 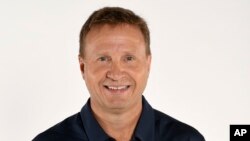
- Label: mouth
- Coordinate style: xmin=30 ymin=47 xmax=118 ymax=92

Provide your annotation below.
xmin=104 ymin=85 xmax=130 ymax=94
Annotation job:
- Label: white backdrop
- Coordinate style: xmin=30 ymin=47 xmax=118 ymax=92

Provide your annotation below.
xmin=0 ymin=0 xmax=249 ymax=141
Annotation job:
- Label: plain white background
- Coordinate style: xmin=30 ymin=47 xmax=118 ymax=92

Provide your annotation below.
xmin=0 ymin=0 xmax=249 ymax=141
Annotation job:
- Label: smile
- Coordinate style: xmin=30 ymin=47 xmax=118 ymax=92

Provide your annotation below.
xmin=104 ymin=85 xmax=130 ymax=91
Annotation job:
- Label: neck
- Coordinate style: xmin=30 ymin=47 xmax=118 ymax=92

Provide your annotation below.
xmin=90 ymin=99 xmax=142 ymax=141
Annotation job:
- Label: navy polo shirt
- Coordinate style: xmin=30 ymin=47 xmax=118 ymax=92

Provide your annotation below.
xmin=33 ymin=97 xmax=205 ymax=141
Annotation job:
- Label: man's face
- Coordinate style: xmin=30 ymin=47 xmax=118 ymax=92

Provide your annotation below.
xmin=79 ymin=24 xmax=151 ymax=111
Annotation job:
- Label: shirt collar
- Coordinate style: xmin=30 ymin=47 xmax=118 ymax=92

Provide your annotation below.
xmin=133 ymin=96 xmax=155 ymax=141
xmin=80 ymin=96 xmax=155 ymax=141
xmin=80 ymin=99 xmax=113 ymax=141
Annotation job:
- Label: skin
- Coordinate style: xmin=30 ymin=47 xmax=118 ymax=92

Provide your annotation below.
xmin=79 ymin=24 xmax=151 ymax=140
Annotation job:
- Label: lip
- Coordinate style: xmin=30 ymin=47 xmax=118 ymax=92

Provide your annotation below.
xmin=103 ymin=85 xmax=130 ymax=94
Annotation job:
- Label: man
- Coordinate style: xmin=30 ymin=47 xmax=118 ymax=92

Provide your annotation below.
xmin=33 ymin=7 xmax=205 ymax=141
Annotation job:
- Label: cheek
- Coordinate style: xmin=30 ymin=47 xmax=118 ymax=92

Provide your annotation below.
xmin=84 ymin=65 xmax=109 ymax=95
xmin=85 ymin=64 xmax=108 ymax=82
xmin=127 ymin=63 xmax=149 ymax=82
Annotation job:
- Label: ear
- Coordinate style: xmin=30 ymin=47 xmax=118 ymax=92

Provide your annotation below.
xmin=146 ymin=55 xmax=152 ymax=72
xmin=78 ymin=55 xmax=85 ymax=79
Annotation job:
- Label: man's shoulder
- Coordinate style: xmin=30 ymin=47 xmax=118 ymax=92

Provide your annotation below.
xmin=32 ymin=112 xmax=88 ymax=141
xmin=153 ymin=109 xmax=205 ymax=141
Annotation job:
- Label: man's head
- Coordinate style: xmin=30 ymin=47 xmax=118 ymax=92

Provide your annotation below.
xmin=78 ymin=7 xmax=151 ymax=112
xmin=79 ymin=7 xmax=151 ymax=57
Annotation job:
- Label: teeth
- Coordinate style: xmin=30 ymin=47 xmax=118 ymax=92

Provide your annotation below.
xmin=107 ymin=86 xmax=128 ymax=90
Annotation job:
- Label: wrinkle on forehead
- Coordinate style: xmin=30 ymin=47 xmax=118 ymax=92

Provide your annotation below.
xmin=84 ymin=24 xmax=146 ymax=57
xmin=86 ymin=24 xmax=144 ymax=44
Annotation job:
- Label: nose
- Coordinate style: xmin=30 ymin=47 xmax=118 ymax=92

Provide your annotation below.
xmin=106 ymin=61 xmax=125 ymax=81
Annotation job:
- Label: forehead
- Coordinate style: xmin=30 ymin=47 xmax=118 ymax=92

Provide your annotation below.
xmin=84 ymin=24 xmax=146 ymax=54
xmin=86 ymin=24 xmax=144 ymax=44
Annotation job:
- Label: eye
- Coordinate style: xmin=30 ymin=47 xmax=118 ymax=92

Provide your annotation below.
xmin=97 ymin=56 xmax=110 ymax=62
xmin=125 ymin=56 xmax=135 ymax=62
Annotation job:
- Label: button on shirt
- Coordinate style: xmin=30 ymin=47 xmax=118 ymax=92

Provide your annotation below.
xmin=33 ymin=97 xmax=205 ymax=141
